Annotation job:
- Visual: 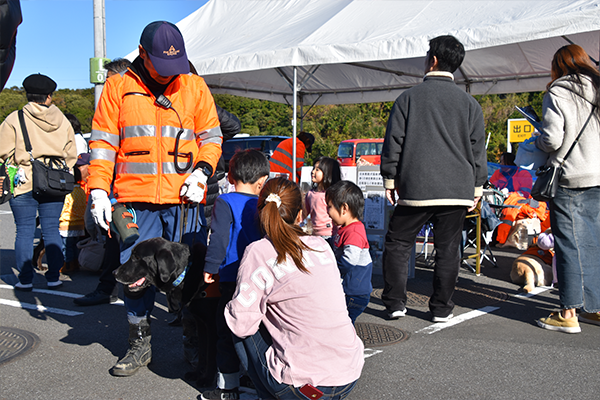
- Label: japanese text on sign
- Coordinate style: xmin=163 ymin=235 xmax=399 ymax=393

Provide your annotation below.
xmin=508 ymin=119 xmax=535 ymax=143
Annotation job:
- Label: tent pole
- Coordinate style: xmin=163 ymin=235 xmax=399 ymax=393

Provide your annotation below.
xmin=300 ymin=98 xmax=304 ymax=131
xmin=292 ymin=66 xmax=298 ymax=181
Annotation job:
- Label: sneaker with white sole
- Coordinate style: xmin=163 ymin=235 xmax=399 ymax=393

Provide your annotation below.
xmin=432 ymin=314 xmax=454 ymax=323
xmin=14 ymin=282 xmax=33 ymax=292
xmin=388 ymin=308 xmax=407 ymax=319
xmin=578 ymin=312 xmax=600 ymax=326
xmin=537 ymin=312 xmax=581 ymax=333
xmin=47 ymin=280 xmax=63 ymax=289
xmin=201 ymin=388 xmax=240 ymax=400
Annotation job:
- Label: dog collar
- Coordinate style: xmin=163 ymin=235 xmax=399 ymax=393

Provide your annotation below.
xmin=172 ymin=266 xmax=188 ymax=287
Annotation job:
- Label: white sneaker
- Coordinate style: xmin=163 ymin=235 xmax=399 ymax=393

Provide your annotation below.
xmin=432 ymin=314 xmax=454 ymax=323
xmin=388 ymin=309 xmax=407 ymax=319
xmin=47 ymin=280 xmax=63 ymax=289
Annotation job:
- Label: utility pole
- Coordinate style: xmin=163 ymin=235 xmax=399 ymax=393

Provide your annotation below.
xmin=92 ymin=0 xmax=106 ymax=109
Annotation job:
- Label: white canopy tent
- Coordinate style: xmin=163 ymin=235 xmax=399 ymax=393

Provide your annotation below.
xmin=126 ymin=0 xmax=600 ymax=176
xmin=172 ymin=0 xmax=600 ymax=105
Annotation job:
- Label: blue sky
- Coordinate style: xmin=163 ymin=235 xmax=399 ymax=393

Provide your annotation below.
xmin=5 ymin=0 xmax=209 ymax=90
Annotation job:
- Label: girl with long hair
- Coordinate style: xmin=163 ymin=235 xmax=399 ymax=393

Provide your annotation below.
xmin=304 ymin=157 xmax=341 ymax=240
xmin=224 ymin=178 xmax=364 ymax=399
xmin=536 ymin=44 xmax=600 ymax=333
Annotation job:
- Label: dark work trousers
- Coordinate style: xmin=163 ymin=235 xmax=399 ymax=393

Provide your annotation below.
xmin=216 ymin=282 xmax=239 ymax=378
xmin=96 ymin=235 xmax=120 ymax=294
xmin=382 ymin=205 xmax=467 ymax=318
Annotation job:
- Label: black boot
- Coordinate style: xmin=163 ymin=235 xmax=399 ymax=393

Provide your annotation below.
xmin=111 ymin=319 xmax=152 ymax=377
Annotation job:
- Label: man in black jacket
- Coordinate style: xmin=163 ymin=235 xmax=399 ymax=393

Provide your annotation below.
xmin=380 ymin=35 xmax=487 ymax=323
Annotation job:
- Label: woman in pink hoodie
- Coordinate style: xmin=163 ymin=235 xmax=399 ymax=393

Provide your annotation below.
xmin=225 ymin=177 xmax=364 ymax=400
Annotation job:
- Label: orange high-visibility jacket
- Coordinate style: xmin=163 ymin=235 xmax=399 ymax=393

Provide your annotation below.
xmin=269 ymin=138 xmax=305 ymax=183
xmin=496 ymin=192 xmax=547 ymax=244
xmin=88 ymin=70 xmax=222 ymax=204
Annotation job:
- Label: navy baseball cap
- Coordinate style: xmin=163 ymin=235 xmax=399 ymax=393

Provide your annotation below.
xmin=76 ymin=153 xmax=90 ymax=166
xmin=140 ymin=21 xmax=189 ymax=77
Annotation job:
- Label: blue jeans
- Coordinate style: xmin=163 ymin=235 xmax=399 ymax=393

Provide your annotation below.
xmin=233 ymin=325 xmax=358 ymax=400
xmin=346 ymin=294 xmax=370 ymax=324
xmin=121 ymin=203 xmax=206 ymax=321
xmin=10 ymin=191 xmax=65 ymax=284
xmin=62 ymin=236 xmax=80 ymax=263
xmin=551 ymin=186 xmax=600 ymax=312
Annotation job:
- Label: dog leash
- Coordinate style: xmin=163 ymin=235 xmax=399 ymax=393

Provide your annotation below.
xmin=178 ymin=200 xmax=200 ymax=244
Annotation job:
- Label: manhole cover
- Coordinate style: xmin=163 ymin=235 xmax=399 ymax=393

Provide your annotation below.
xmin=372 ymin=282 xmax=507 ymax=309
xmin=0 ymin=327 xmax=39 ymax=366
xmin=355 ymin=322 xmax=408 ymax=347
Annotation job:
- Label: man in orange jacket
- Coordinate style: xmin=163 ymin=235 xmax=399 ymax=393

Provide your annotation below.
xmin=269 ymin=131 xmax=314 ymax=183
xmin=87 ymin=21 xmax=222 ymax=377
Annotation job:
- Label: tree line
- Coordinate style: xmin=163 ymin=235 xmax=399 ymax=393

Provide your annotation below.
xmin=0 ymin=86 xmax=544 ymax=165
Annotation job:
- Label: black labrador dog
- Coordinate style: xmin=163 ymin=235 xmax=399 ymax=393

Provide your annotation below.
xmin=113 ymin=237 xmax=219 ymax=387
xmin=114 ymin=237 xmax=206 ymax=310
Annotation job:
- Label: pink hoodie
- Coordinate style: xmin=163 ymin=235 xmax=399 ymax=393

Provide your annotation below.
xmin=225 ymin=235 xmax=364 ymax=387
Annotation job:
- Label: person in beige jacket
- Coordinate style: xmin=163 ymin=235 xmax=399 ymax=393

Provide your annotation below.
xmin=0 ymin=73 xmax=76 ymax=290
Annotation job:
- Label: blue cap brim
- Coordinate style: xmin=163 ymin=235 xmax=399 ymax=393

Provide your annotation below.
xmin=147 ymin=52 xmax=189 ymax=77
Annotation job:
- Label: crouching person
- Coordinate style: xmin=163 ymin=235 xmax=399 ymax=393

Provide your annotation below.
xmin=225 ymin=178 xmax=364 ymax=400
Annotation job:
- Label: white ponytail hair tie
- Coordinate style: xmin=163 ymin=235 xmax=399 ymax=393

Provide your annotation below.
xmin=265 ymin=193 xmax=282 ymax=208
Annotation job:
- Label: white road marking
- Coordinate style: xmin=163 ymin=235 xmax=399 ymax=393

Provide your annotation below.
xmin=0 ymin=284 xmax=84 ymax=298
xmin=514 ymin=286 xmax=552 ymax=298
xmin=364 ymin=348 xmax=383 ymax=359
xmin=416 ymin=306 xmax=500 ymax=334
xmin=0 ymin=298 xmax=83 ymax=316
xmin=0 ymin=210 xmax=12 ymax=215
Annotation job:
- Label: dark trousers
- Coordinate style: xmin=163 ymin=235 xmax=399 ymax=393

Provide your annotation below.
xmin=96 ymin=235 xmax=120 ymax=294
xmin=216 ymin=282 xmax=240 ymax=377
xmin=382 ymin=205 xmax=466 ymax=317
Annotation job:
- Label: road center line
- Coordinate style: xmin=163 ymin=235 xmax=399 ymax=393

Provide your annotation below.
xmin=0 ymin=298 xmax=84 ymax=316
xmin=416 ymin=306 xmax=500 ymax=334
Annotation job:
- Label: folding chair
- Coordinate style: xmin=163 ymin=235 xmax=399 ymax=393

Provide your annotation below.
xmin=415 ymin=222 xmax=435 ymax=267
xmin=462 ymin=201 xmax=499 ymax=274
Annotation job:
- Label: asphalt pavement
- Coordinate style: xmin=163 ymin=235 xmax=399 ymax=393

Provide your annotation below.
xmin=1 ymin=200 xmax=599 ymax=400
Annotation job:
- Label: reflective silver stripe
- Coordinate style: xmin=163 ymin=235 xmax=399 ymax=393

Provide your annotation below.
xmin=90 ymin=148 xmax=116 ymax=163
xmin=162 ymin=162 xmax=194 ymax=174
xmin=116 ymin=162 xmax=157 ymax=175
xmin=200 ymin=136 xmax=222 ymax=145
xmin=90 ymin=130 xmax=120 ymax=147
xmin=123 ymin=125 xmax=155 ymax=139
xmin=162 ymin=126 xmax=194 ymax=140
xmin=272 ymin=147 xmax=303 ymax=163
xmin=273 ymin=147 xmax=292 ymax=159
xmin=196 ymin=126 xmax=223 ymax=142
xmin=270 ymin=158 xmax=292 ymax=173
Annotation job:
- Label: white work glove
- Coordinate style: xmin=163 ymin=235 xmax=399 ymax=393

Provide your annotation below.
xmin=90 ymin=189 xmax=112 ymax=231
xmin=180 ymin=169 xmax=208 ymax=203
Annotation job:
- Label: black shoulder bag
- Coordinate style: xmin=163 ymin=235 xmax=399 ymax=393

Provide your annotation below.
xmin=531 ymin=106 xmax=596 ymax=202
xmin=18 ymin=110 xmax=74 ymax=199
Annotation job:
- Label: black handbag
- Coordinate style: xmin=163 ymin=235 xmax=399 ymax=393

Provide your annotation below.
xmin=531 ymin=106 xmax=596 ymax=202
xmin=18 ymin=110 xmax=74 ymax=199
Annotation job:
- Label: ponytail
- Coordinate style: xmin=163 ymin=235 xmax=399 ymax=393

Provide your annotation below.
xmin=258 ymin=178 xmax=310 ymax=273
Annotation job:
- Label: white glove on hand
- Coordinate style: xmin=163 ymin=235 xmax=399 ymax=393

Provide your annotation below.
xmin=180 ymin=169 xmax=208 ymax=203
xmin=90 ymin=189 xmax=112 ymax=231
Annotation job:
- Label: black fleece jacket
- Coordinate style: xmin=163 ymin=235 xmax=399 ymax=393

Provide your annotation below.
xmin=380 ymin=72 xmax=487 ymax=207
